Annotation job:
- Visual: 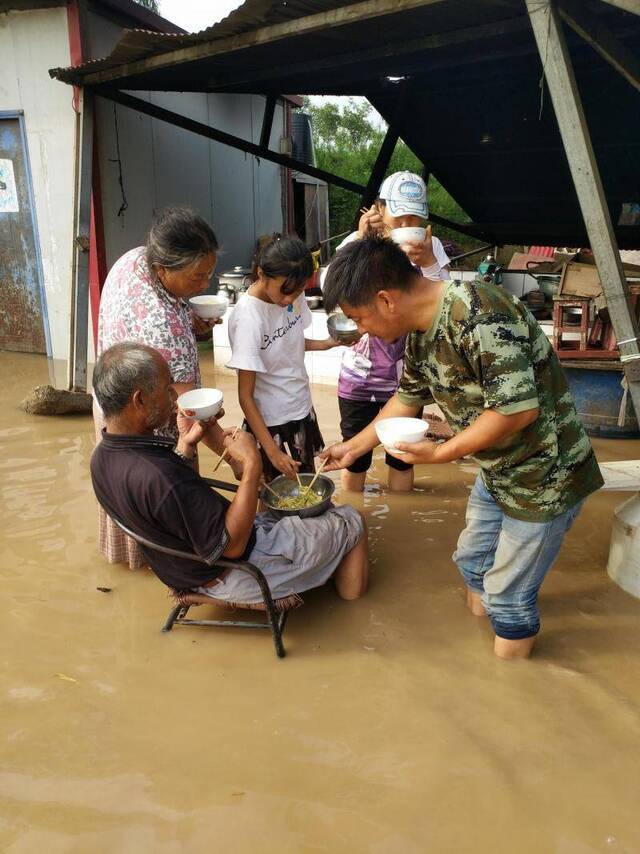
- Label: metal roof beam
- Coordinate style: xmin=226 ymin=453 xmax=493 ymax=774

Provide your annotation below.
xmin=96 ymin=87 xmax=366 ymax=194
xmin=259 ymin=95 xmax=277 ymax=150
xmin=559 ymin=0 xmax=640 ymax=92
xmin=73 ymin=0 xmax=449 ymax=86
xmin=352 ymin=123 xmax=400 ymax=231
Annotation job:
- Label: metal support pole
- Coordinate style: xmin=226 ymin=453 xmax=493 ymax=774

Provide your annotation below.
xmin=357 ymin=125 xmax=400 ymax=213
xmin=527 ymin=0 xmax=640 ymax=416
xmin=259 ymin=95 xmax=277 ymax=150
xmin=71 ymin=86 xmax=94 ymax=391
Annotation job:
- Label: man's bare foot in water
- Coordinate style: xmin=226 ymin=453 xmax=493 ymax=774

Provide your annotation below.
xmin=494 ymin=635 xmax=536 ymax=659
xmin=466 ymin=588 xmax=487 ymax=617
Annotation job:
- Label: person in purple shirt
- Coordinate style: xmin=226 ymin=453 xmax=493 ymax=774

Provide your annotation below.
xmin=334 ymin=172 xmax=451 ymax=492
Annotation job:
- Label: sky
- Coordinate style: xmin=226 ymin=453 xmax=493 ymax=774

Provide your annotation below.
xmin=159 ymin=0 xmax=244 ymax=33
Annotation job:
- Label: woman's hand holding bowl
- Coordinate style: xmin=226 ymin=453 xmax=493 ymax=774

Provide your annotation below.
xmin=192 ymin=313 xmax=222 ymax=338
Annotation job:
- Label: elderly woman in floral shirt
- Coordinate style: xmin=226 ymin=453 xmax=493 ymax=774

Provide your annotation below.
xmin=94 ymin=207 xmax=221 ymax=569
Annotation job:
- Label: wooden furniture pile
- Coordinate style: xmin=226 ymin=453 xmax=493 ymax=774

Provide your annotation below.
xmin=551 ymin=263 xmax=640 ymax=362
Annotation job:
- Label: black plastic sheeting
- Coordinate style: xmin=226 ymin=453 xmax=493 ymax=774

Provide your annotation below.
xmin=370 ymin=34 xmax=640 ymax=246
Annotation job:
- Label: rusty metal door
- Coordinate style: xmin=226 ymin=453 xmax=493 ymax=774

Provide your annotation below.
xmin=0 ymin=113 xmax=49 ymax=354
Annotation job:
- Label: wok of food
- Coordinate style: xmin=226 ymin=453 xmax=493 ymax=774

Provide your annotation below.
xmin=261 ymin=473 xmax=335 ymax=518
xmin=271 ymin=489 xmax=323 ymax=510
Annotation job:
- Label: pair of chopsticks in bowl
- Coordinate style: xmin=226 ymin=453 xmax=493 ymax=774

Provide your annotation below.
xmin=213 ymin=432 xmax=328 ymax=498
xmin=262 ymin=459 xmax=328 ymax=501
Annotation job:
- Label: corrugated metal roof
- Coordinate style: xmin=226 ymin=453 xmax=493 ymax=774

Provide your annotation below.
xmin=49 ymin=0 xmax=357 ymax=82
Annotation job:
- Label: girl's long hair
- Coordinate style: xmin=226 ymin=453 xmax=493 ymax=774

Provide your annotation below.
xmin=253 ymin=234 xmax=313 ymax=295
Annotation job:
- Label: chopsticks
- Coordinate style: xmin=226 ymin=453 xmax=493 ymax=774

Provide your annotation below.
xmin=262 ymin=481 xmax=281 ymax=500
xmin=211 ymin=427 xmax=239 ymax=473
xmin=262 ymin=459 xmax=328 ymax=504
xmin=303 ymin=458 xmax=328 ymax=496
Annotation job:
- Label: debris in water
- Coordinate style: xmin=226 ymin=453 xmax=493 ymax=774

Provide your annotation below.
xmin=21 ymin=385 xmax=93 ymax=416
xmin=96 ymin=587 xmax=112 ymax=593
xmin=55 ymin=673 xmax=77 ymax=683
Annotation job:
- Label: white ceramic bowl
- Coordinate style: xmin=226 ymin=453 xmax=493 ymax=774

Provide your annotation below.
xmin=177 ymin=388 xmax=224 ymax=421
xmin=375 ymin=417 xmax=428 ymax=453
xmin=189 ymin=295 xmax=228 ymax=319
xmin=390 ymin=226 xmax=426 ymax=245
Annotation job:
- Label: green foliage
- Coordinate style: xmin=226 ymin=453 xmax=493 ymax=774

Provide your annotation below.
xmin=301 ymin=97 xmax=481 ymax=257
xmin=135 ymin=0 xmax=159 ymax=11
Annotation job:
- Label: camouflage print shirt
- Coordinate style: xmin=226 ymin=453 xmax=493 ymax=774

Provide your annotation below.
xmin=397 ymin=279 xmax=603 ymax=521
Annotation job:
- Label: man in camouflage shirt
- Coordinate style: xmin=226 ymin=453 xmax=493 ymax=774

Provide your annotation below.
xmin=322 ymin=237 xmax=603 ymax=659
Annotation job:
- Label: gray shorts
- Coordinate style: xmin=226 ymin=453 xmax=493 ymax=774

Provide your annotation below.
xmin=197 ymin=504 xmax=363 ymax=605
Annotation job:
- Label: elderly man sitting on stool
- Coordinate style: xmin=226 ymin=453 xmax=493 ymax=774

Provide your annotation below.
xmin=90 ymin=342 xmax=368 ymax=606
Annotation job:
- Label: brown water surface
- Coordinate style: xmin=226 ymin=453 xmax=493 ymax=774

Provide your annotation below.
xmin=1 ymin=351 xmax=640 ymax=853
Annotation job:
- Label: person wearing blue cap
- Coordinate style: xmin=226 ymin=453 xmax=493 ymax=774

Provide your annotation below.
xmin=333 ymin=172 xmax=452 ymax=493
xmin=362 ymin=171 xmax=449 ymax=275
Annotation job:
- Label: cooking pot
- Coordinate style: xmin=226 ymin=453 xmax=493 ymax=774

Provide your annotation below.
xmin=525 ymin=264 xmax=561 ymax=302
xmin=218 ymin=266 xmax=252 ymax=304
xmin=260 ymin=473 xmax=335 ymax=519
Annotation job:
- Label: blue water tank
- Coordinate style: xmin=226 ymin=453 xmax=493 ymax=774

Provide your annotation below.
xmin=291 ymin=112 xmax=315 ymax=164
xmin=563 ymin=364 xmax=639 ymax=439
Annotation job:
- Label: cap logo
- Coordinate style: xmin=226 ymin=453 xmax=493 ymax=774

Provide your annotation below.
xmin=398 ymin=180 xmax=423 ymax=200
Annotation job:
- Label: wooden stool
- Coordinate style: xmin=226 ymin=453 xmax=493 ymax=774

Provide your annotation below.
xmin=552 ymin=297 xmax=590 ymax=352
xmin=629 ymin=283 xmax=640 ymax=317
xmin=587 ymin=283 xmax=640 ymax=353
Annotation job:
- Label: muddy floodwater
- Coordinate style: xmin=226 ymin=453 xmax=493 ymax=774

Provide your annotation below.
xmin=2 ymin=350 xmax=640 ymax=853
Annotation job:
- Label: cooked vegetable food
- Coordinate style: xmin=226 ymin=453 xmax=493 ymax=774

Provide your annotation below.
xmin=272 ymin=490 xmax=322 ymax=510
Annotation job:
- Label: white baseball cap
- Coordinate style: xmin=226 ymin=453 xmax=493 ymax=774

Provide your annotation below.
xmin=378 ymin=171 xmax=428 ymax=219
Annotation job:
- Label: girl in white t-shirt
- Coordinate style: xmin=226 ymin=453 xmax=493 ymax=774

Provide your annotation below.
xmin=228 ymin=236 xmax=339 ymax=482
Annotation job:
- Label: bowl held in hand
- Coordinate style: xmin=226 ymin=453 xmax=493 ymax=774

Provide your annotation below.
xmin=177 ymin=388 xmax=224 ymax=421
xmin=375 ymin=417 xmax=428 ymax=454
xmin=390 ymin=226 xmax=426 ymax=245
xmin=326 ymin=312 xmax=360 ymax=346
xmin=189 ymin=295 xmax=228 ymax=320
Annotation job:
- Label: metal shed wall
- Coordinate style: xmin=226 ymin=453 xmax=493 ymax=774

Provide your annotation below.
xmin=91 ymin=11 xmax=286 ymax=279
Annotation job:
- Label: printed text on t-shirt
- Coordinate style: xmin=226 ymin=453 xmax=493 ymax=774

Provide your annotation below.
xmin=260 ymin=311 xmax=303 ymax=350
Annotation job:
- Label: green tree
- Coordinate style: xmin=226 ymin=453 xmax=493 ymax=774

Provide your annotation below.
xmin=135 ymin=0 xmax=159 ymax=11
xmin=300 ymin=97 xmax=480 ymax=257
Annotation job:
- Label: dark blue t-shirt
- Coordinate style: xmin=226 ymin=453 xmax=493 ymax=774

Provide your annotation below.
xmin=91 ymin=431 xmax=255 ymax=590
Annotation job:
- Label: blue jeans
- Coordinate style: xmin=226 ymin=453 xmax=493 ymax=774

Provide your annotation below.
xmin=453 ymin=475 xmax=583 ymax=640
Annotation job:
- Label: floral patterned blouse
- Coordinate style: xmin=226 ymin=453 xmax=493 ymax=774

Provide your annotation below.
xmin=96 ymin=246 xmax=200 ymax=439
xmin=97 ymin=246 xmax=201 ymax=386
